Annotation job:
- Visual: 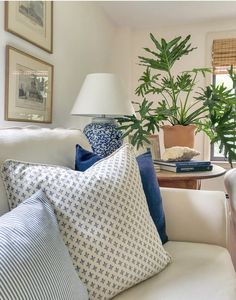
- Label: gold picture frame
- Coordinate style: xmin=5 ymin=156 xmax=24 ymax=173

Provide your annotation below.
xmin=5 ymin=46 xmax=53 ymax=123
xmin=5 ymin=1 xmax=53 ymax=53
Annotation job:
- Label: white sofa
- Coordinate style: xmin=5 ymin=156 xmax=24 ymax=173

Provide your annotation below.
xmin=115 ymin=188 xmax=236 ymax=300
xmin=0 ymin=127 xmax=235 ymax=300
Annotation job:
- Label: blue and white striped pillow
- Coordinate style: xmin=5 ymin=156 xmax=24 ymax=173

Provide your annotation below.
xmin=0 ymin=190 xmax=88 ymax=300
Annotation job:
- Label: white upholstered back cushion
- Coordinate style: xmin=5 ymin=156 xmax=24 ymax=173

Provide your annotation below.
xmin=0 ymin=126 xmax=91 ymax=215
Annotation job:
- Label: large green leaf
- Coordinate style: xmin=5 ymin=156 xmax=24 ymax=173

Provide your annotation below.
xmin=138 ymin=34 xmax=196 ymax=72
xmin=197 ymin=84 xmax=236 ymax=166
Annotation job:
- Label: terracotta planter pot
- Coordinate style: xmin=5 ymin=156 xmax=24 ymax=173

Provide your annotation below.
xmin=161 ymin=124 xmax=196 ymax=149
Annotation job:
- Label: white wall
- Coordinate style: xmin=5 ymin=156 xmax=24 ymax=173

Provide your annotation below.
xmin=0 ymin=1 xmax=115 ymax=129
xmin=1 ymin=2 xmax=235 ymax=191
xmin=111 ymin=19 xmax=236 ymax=191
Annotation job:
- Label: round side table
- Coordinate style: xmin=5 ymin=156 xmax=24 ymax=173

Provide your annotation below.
xmin=157 ymin=164 xmax=226 ymax=189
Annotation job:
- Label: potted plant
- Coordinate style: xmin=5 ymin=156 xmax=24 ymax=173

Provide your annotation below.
xmin=118 ymin=33 xmax=236 ymax=166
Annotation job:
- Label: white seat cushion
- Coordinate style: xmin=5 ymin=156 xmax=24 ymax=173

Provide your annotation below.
xmin=113 ymin=241 xmax=236 ymax=300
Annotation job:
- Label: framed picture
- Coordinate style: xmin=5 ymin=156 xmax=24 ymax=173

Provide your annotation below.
xmin=5 ymin=1 xmax=53 ymax=53
xmin=146 ymin=135 xmax=161 ymax=160
xmin=128 ymin=134 xmax=161 ymax=160
xmin=5 ymin=46 xmax=53 ymax=123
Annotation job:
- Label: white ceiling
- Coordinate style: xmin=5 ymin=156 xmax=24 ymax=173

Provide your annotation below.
xmin=98 ymin=1 xmax=236 ymax=29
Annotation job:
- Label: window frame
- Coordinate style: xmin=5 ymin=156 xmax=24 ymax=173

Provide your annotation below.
xmin=210 ymin=142 xmax=227 ymax=162
xmin=203 ymin=31 xmax=236 ymax=162
xmin=210 ymin=73 xmax=226 ymax=161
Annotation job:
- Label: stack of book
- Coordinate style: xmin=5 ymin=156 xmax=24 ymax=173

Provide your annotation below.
xmin=153 ymin=160 xmax=213 ymax=173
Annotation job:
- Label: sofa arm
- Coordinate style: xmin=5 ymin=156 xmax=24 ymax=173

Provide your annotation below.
xmin=160 ymin=187 xmax=229 ymax=248
xmin=225 ymin=169 xmax=236 ymax=213
xmin=224 ymin=169 xmax=236 ymax=269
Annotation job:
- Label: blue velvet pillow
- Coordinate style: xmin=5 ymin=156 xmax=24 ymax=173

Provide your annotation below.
xmin=75 ymin=145 xmax=168 ymax=244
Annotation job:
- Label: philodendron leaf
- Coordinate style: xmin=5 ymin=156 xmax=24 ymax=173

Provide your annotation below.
xmin=139 ymin=34 xmax=196 ymax=72
xmin=135 ymin=68 xmax=162 ymax=96
xmin=228 ymin=65 xmax=236 ymax=89
xmin=191 ymin=68 xmax=211 ymax=77
xmin=198 ymin=82 xmax=236 ymax=166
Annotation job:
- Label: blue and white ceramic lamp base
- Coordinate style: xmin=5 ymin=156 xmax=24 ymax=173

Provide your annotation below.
xmin=83 ymin=120 xmax=123 ymax=158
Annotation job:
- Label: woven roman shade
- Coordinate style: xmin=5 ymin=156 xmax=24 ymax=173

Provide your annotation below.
xmin=212 ymin=38 xmax=236 ymax=74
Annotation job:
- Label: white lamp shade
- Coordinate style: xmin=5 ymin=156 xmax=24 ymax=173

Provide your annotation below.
xmin=71 ymin=73 xmax=135 ymax=117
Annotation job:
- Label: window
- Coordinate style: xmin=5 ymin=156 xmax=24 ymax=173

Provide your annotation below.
xmin=210 ymin=38 xmax=236 ymax=161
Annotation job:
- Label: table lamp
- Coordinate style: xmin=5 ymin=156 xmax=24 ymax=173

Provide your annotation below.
xmin=71 ymin=73 xmax=135 ymax=157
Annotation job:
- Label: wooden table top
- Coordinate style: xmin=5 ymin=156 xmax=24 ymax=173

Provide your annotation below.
xmin=157 ymin=164 xmax=226 ymax=181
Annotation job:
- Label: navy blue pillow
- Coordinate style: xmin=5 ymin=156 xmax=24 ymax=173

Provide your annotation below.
xmin=75 ymin=145 xmax=168 ymax=244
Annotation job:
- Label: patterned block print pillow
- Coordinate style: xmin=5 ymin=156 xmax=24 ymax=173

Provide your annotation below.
xmin=2 ymin=144 xmax=171 ymax=300
xmin=75 ymin=145 xmax=168 ymax=244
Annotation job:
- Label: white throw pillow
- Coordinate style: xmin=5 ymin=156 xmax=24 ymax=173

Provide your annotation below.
xmin=1 ymin=144 xmax=171 ymax=300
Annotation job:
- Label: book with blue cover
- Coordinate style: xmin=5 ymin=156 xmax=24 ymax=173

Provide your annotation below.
xmin=159 ymin=164 xmax=213 ymax=173
xmin=153 ymin=160 xmax=211 ymax=167
xmin=153 ymin=160 xmax=212 ymax=173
